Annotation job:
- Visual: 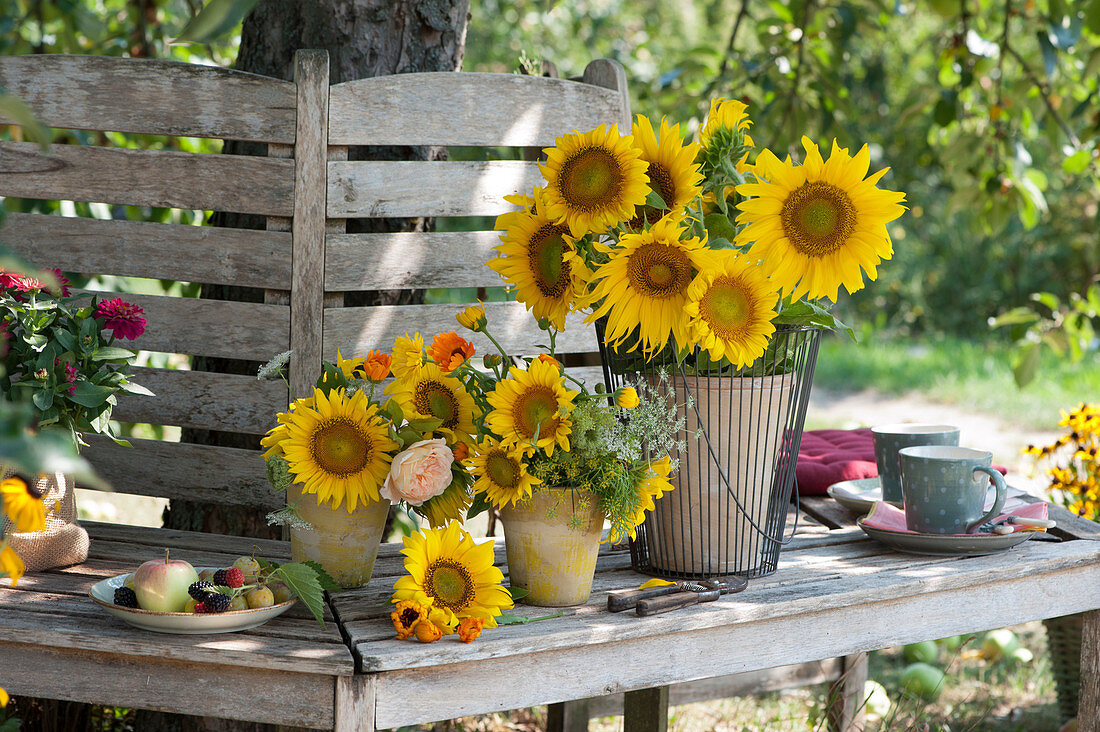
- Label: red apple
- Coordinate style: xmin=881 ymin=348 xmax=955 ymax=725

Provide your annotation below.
xmin=133 ymin=549 xmax=199 ymax=612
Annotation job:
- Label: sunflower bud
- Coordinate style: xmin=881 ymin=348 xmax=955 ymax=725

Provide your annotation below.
xmin=536 ymin=316 xmax=552 ymax=331
xmin=264 ymin=454 xmax=293 ymax=492
xmin=615 ymin=386 xmax=640 ymax=409
xmin=456 ymin=305 xmax=486 ymax=333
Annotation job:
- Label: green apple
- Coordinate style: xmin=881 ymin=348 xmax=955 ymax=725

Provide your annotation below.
xmin=903 ymin=640 xmax=939 ymax=664
xmin=133 ymin=550 xmax=199 ymax=612
xmin=981 ymin=629 xmax=1020 ymax=661
xmin=901 ymin=662 xmax=946 ymax=700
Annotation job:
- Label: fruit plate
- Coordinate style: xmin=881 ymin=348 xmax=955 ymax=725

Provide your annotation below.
xmin=89 ymin=569 xmax=297 ymax=635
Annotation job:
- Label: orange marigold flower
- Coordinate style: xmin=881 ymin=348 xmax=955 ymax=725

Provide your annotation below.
xmin=363 ymin=350 xmax=392 ymax=382
xmin=429 ymin=332 xmax=476 ymax=372
xmin=451 ymin=442 xmax=470 ymax=461
xmin=415 ymin=620 xmax=444 ymax=643
xmin=457 ymin=616 xmax=485 ymax=643
xmin=390 ymin=600 xmax=428 ymax=640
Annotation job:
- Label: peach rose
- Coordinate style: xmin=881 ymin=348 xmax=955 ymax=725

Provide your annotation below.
xmin=382 ymin=438 xmax=454 ymax=506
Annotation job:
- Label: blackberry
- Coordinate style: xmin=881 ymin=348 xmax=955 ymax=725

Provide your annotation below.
xmin=224 ymin=567 xmax=245 ymax=588
xmin=212 ymin=569 xmax=229 ymax=586
xmin=188 ymin=580 xmax=214 ymax=601
xmin=204 ymin=592 xmax=232 ymax=613
xmin=114 ymin=586 xmax=139 ymax=608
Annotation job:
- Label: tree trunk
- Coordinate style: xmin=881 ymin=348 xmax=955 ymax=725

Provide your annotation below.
xmin=164 ymin=0 xmax=470 ymax=535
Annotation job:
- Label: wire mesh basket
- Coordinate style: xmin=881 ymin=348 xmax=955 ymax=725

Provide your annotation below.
xmin=598 ymin=324 xmax=821 ymax=579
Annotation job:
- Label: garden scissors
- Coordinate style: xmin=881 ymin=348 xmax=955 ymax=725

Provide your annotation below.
xmin=607 ymin=577 xmax=748 ymax=616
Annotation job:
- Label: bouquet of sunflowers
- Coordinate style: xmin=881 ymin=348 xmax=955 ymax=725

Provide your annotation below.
xmin=489 ymin=98 xmax=907 ymax=368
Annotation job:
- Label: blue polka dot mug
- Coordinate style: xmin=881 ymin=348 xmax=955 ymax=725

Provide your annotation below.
xmin=898 ymin=446 xmax=1007 ymax=535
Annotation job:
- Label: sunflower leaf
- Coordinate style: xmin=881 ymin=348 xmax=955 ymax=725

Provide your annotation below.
xmin=645 ymin=191 xmax=669 ymax=210
xmin=466 ymin=490 xmax=491 ymax=521
xmin=384 ymin=398 xmax=405 ymax=424
xmin=507 ymin=586 xmax=530 ymax=600
xmin=271 ymin=562 xmax=327 ymax=627
xmin=408 ymin=417 xmax=444 ymax=432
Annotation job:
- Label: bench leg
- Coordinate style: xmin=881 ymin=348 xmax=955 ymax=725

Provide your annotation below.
xmin=624 ymin=686 xmax=669 ymax=732
xmin=826 ymin=652 xmax=868 ymax=732
xmin=547 ymin=698 xmax=592 ymax=732
xmin=335 ymin=676 xmax=376 ymax=732
xmin=1080 ymin=609 xmax=1100 ymax=732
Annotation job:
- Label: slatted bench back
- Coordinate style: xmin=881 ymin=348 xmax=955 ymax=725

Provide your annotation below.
xmin=318 ymin=60 xmax=630 ymax=371
xmin=0 ymin=51 xmax=630 ymax=514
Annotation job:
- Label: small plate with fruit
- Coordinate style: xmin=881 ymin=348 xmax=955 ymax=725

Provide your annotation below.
xmin=89 ymin=551 xmax=299 ymax=635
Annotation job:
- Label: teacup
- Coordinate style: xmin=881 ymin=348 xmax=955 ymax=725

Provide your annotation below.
xmin=898 ymin=445 xmax=1007 ymax=534
xmin=871 ymin=424 xmax=960 ymax=503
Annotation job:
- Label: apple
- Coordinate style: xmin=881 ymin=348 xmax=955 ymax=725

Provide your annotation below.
xmin=133 ymin=549 xmax=199 ymax=612
xmin=900 ymin=662 xmax=945 ymax=701
xmin=902 ymin=640 xmax=939 ymax=664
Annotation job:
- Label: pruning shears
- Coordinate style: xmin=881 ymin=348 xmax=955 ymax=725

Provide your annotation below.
xmin=607 ymin=576 xmax=748 ymax=616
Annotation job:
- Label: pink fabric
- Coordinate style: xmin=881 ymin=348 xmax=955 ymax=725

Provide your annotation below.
xmin=797 ymin=428 xmax=1010 ymax=497
xmin=862 ymin=500 xmax=1048 ymax=534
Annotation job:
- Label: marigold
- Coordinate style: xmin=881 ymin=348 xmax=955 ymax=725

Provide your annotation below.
xmin=451 ymin=442 xmax=470 ymax=461
xmin=457 ymin=616 xmax=485 ymax=643
xmin=391 ymin=599 xmax=428 ymax=640
xmin=535 ymin=354 xmax=561 ymax=370
xmin=428 ymin=332 xmax=476 ymax=372
xmin=615 ymin=386 xmax=639 ymax=409
xmin=456 ymin=304 xmax=487 ymax=332
xmin=415 ymin=619 xmax=444 ymax=643
xmin=391 ymin=333 xmax=426 ymax=380
xmin=362 ymin=350 xmax=392 ymax=381
xmin=94 ymin=297 xmax=147 ymax=340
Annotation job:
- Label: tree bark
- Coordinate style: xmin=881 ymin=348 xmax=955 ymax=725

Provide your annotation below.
xmin=164 ymin=0 xmax=470 ymax=537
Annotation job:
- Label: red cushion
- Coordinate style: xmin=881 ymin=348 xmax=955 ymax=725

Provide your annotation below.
xmin=796 ymin=428 xmax=878 ymax=496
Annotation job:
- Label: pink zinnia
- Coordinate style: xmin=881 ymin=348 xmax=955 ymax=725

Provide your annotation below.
xmin=48 ymin=269 xmax=71 ymax=297
xmin=95 ymin=298 xmax=147 ymax=341
xmin=55 ymin=358 xmax=79 ymax=395
xmin=0 ymin=269 xmax=24 ymax=291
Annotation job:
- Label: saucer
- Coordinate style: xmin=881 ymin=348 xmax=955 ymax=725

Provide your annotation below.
xmin=826 ymin=478 xmax=891 ymax=515
xmin=856 ymin=518 xmax=1036 ymax=556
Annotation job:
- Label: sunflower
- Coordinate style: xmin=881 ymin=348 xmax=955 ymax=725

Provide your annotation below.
xmin=735 ymin=137 xmax=907 ymax=302
xmin=261 ymin=394 xmax=315 ymax=459
xmin=540 ymin=124 xmax=650 ymax=238
xmin=1 ymin=544 xmax=24 ymax=587
xmin=684 ymin=253 xmax=780 ymax=368
xmin=428 ymin=332 xmax=476 ymax=373
xmin=1 ymin=476 xmax=45 ymax=533
xmin=585 ymin=217 xmax=707 ymax=355
xmin=385 ymin=362 xmax=479 ymax=443
xmin=417 ymin=479 xmax=473 ymax=529
xmin=489 ymin=189 xmax=590 ymax=331
xmin=334 ymin=350 xmax=366 ymax=381
xmin=471 ymin=437 xmax=541 ymax=509
xmin=278 ymin=388 xmax=398 ymax=512
xmin=608 ymin=456 xmax=675 ymax=544
xmin=698 ymin=97 xmax=755 ymax=151
xmin=630 ymin=115 xmax=703 ymax=226
xmin=392 ymin=522 xmax=513 ymax=629
xmin=391 ymin=332 xmax=426 ymax=380
xmin=486 ymin=358 xmax=578 ymax=456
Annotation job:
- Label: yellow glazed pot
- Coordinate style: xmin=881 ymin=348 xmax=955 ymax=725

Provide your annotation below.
xmin=500 ymin=487 xmax=604 ymax=607
xmin=289 ymin=486 xmax=390 ymax=589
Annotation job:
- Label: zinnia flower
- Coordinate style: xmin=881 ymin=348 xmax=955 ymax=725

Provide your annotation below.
xmin=95 ymin=298 xmax=147 ymax=340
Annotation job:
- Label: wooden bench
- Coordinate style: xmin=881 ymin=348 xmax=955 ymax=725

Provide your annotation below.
xmin=4 ymin=51 xmax=1100 ymax=732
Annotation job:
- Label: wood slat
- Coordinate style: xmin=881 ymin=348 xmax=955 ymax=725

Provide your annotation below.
xmin=0 ymin=141 xmax=295 ymax=216
xmin=113 ymin=367 xmax=287 ymax=435
xmin=325 ymin=231 xmax=505 ymax=291
xmin=328 ymin=71 xmax=627 ymax=147
xmin=0 ymin=55 xmax=296 ymax=143
xmin=323 ymin=301 xmax=600 ymax=358
xmin=82 ymin=436 xmax=279 ymax=509
xmin=75 ymin=290 xmax=289 ymax=360
xmin=327 ymin=160 xmax=541 ymax=218
xmin=2 ymin=213 xmax=292 ymax=289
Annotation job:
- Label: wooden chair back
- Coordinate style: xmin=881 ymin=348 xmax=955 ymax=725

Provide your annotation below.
xmin=0 ymin=51 xmax=630 ymax=516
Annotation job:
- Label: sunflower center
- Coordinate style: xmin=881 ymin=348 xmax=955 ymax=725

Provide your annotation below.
xmin=699 ymin=276 xmax=753 ymax=338
xmin=512 ymin=386 xmax=559 ymax=440
xmin=311 ymin=419 xmax=370 ymax=476
xmin=485 ymin=451 xmax=519 ymax=488
xmin=559 ymin=147 xmax=622 ymax=211
xmin=780 ymin=182 xmax=857 ymax=257
xmin=627 ymin=242 xmax=693 ymax=299
xmin=425 ymin=559 xmax=475 ymax=611
xmin=528 ymin=225 xmax=572 ymax=297
xmin=414 ymin=380 xmax=459 ymax=428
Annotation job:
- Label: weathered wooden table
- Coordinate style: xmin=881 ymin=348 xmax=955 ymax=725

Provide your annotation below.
xmin=3 ymin=499 xmax=1099 ymax=731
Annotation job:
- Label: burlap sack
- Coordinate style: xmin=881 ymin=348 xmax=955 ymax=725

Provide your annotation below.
xmin=2 ymin=468 xmax=90 ymax=571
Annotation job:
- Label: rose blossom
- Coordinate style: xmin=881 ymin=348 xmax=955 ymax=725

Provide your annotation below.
xmin=381 ymin=438 xmax=454 ymax=506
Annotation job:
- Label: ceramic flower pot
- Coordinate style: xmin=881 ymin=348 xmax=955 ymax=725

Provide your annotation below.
xmin=289 ymin=485 xmax=390 ymax=589
xmin=500 ymin=486 xmax=604 ymax=607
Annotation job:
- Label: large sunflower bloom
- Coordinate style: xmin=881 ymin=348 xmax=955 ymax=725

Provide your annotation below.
xmin=278 ymin=388 xmax=398 ymax=512
xmin=1 ymin=477 xmax=46 ymax=533
xmin=471 ymin=437 xmax=541 ymax=509
xmin=735 ymin=137 xmax=906 ymax=302
xmin=1 ymin=545 xmax=24 ymax=587
xmin=684 ymin=253 xmax=780 ymax=368
xmin=489 ymin=189 xmax=591 ymax=330
xmin=391 ymin=333 xmax=426 ymax=380
xmin=630 ymin=115 xmax=703 ymax=225
xmin=392 ymin=522 xmax=513 ymax=629
xmin=385 ymin=362 xmax=479 ymax=443
xmin=585 ymin=217 xmax=707 ymax=355
xmin=540 ymin=124 xmax=650 ymax=238
xmin=486 ymin=358 xmax=578 ymax=457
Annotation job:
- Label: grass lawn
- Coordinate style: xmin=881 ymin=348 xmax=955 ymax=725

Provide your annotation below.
xmin=813 ymin=333 xmax=1100 ymax=430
